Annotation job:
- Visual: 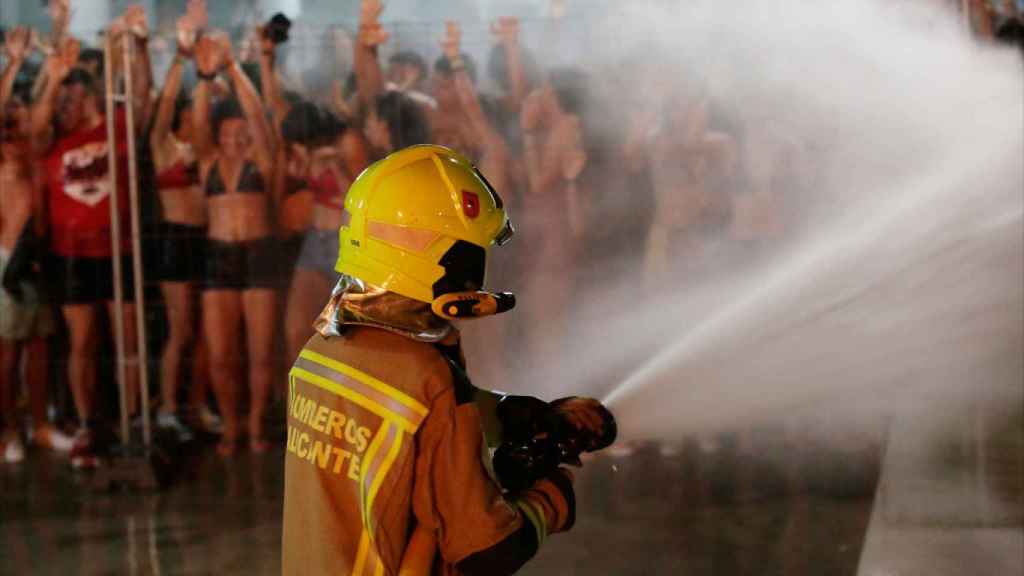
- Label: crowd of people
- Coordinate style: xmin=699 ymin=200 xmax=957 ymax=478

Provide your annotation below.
xmin=0 ymin=0 xmax=1018 ymax=470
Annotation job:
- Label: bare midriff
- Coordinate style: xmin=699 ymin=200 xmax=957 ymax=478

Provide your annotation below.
xmin=159 ymin=186 xmax=206 ymax=227
xmin=208 ymin=194 xmax=272 ymax=242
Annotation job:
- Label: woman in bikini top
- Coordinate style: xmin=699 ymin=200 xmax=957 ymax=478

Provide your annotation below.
xmin=200 ymin=104 xmax=273 ymax=244
xmin=191 ymin=32 xmax=278 ymax=456
xmin=279 ymin=101 xmax=370 ymax=368
xmin=152 ymin=54 xmax=205 ymax=226
xmin=150 ymin=45 xmax=213 ymax=435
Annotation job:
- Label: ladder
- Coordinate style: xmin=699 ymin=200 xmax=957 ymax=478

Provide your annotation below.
xmin=102 ymin=28 xmax=152 ymax=456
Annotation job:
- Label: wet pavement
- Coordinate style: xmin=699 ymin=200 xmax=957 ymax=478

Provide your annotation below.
xmin=0 ymin=434 xmax=882 ymax=576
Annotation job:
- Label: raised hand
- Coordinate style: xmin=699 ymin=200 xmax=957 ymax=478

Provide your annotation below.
xmin=45 ymin=37 xmax=80 ymax=82
xmin=176 ymin=14 xmax=198 ymax=56
xmin=125 ymin=4 xmax=149 ymax=38
xmin=358 ymin=24 xmax=389 ymax=48
xmin=195 ymin=31 xmax=230 ymax=77
xmin=360 ymin=0 xmax=384 ymax=26
xmin=490 ymin=17 xmax=519 ymax=48
xmin=440 ymin=21 xmax=461 ymax=62
xmin=186 ymin=0 xmax=209 ymax=30
xmin=213 ymin=33 xmax=235 ymax=66
xmin=111 ymin=4 xmax=148 ymax=39
xmin=3 ymin=27 xmax=32 ymax=62
xmin=48 ymin=0 xmax=71 ymax=35
xmin=358 ymin=0 xmax=389 ymax=48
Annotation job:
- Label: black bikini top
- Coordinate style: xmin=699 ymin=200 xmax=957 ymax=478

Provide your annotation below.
xmin=205 ymin=160 xmax=267 ymax=197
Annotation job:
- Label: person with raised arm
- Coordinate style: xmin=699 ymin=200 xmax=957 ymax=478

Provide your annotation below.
xmin=353 ymin=0 xmax=435 ymax=113
xmin=191 ymin=31 xmax=278 ymax=455
xmin=281 ymin=101 xmax=370 ymax=376
xmin=31 ymin=5 xmax=152 ymax=469
xmin=0 ymin=26 xmax=74 ymax=463
xmin=433 ymin=21 xmax=518 ymax=390
xmin=625 ymin=76 xmax=737 ymax=283
xmin=148 ymin=1 xmax=217 ymax=440
xmin=517 ymin=70 xmax=589 ymax=364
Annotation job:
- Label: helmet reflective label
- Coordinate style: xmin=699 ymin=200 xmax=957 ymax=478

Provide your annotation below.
xmin=462 ymin=190 xmax=480 ymax=219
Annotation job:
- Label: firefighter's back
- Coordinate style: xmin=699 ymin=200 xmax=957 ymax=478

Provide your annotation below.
xmin=282 ymin=326 xmax=445 ymax=576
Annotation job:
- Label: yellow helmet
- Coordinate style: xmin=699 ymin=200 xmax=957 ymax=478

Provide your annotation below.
xmin=337 ymin=145 xmax=515 ymax=319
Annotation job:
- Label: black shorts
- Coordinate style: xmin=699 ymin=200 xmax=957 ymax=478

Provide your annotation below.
xmin=155 ymin=222 xmax=207 ymax=283
xmin=203 ymin=238 xmax=280 ymax=291
xmin=47 ymin=253 xmax=136 ymax=305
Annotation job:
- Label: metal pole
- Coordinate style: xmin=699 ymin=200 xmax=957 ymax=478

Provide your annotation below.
xmin=104 ymin=34 xmax=131 ymax=445
xmin=122 ymin=35 xmax=152 ymax=448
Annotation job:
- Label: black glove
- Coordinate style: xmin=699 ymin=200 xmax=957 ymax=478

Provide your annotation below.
xmin=493 ymin=395 xmax=617 ymax=492
xmin=495 ymin=394 xmax=556 ymax=443
xmin=549 ymin=396 xmax=618 ymax=453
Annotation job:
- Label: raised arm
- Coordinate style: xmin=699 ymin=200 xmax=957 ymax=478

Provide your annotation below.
xmin=354 ymin=0 xmax=388 ymax=108
xmin=221 ymin=37 xmax=274 ymax=174
xmin=520 ymin=87 xmax=568 ymax=195
xmin=151 ymin=56 xmax=187 ymax=150
xmin=0 ymin=28 xmax=31 ymax=109
xmin=491 ymin=17 xmax=528 ymax=113
xmin=30 ymin=0 xmax=70 ymax=100
xmin=30 ymin=37 xmax=78 ymax=149
xmin=445 ymin=22 xmax=510 ymax=192
xmin=191 ymin=35 xmax=218 ymax=160
xmin=153 ymin=6 xmax=205 ymax=148
xmin=256 ymin=27 xmax=289 ymax=132
xmin=46 ymin=0 xmax=71 ymax=47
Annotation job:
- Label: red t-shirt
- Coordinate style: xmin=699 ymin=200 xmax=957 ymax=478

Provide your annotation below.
xmin=46 ymin=109 xmax=132 ymax=258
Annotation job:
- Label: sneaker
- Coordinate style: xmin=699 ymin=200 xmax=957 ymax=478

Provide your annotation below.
xmin=3 ymin=431 xmax=25 ymax=463
xmin=157 ymin=411 xmax=194 ymax=442
xmin=31 ymin=425 xmax=75 ymax=453
xmin=195 ymin=405 xmax=223 ymax=436
xmin=69 ymin=429 xmax=99 ymax=470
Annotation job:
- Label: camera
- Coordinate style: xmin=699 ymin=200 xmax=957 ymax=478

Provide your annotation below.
xmin=263 ymin=13 xmax=292 ymax=45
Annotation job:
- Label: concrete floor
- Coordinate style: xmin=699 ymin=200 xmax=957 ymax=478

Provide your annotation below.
xmin=0 ymin=434 xmax=880 ymax=576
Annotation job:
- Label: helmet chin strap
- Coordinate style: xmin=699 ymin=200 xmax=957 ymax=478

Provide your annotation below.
xmin=432 ymin=291 xmax=516 ymax=320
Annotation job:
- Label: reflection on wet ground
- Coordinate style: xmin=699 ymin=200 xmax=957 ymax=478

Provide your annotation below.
xmin=0 ymin=433 xmax=881 ymax=576
xmin=1 ymin=447 xmax=282 ymax=575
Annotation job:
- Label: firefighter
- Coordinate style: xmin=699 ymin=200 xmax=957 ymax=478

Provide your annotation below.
xmin=282 ymin=144 xmax=605 ymax=575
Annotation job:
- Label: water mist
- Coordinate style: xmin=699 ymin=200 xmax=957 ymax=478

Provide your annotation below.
xmin=470 ymin=2 xmax=1023 ymax=571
